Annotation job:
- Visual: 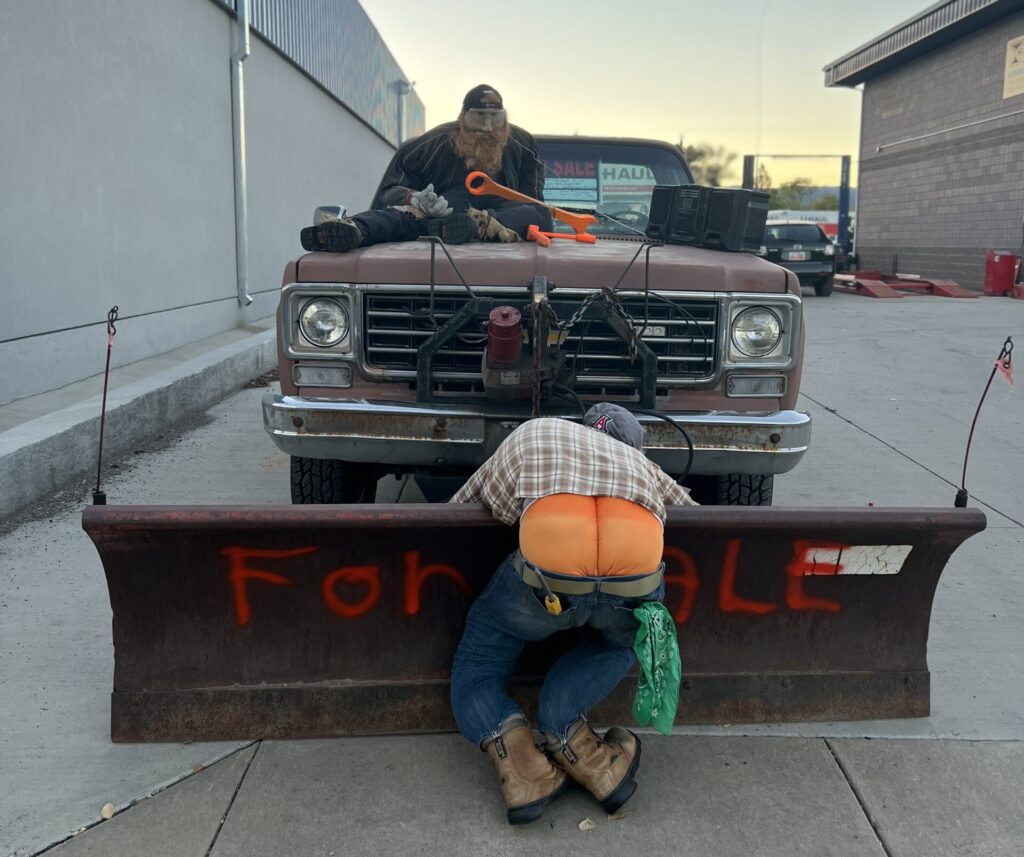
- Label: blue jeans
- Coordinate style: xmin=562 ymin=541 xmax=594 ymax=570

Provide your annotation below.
xmin=450 ymin=554 xmax=665 ymax=747
xmin=351 ymin=201 xmax=553 ymax=247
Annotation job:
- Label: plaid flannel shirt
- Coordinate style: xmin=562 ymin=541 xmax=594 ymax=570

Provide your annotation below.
xmin=449 ymin=417 xmax=697 ymax=526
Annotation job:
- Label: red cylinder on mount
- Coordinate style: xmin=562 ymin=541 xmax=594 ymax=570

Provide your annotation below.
xmin=487 ymin=306 xmax=522 ymax=365
xmin=984 ymin=249 xmax=1018 ymax=296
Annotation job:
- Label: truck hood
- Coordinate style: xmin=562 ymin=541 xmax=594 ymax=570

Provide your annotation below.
xmin=294 ymin=237 xmax=795 ymax=294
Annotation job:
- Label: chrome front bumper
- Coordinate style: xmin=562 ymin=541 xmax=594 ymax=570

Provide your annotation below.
xmin=262 ymin=395 xmax=811 ymax=476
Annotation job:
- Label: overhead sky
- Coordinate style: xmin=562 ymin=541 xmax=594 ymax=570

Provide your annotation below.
xmin=359 ymin=0 xmax=931 ymax=186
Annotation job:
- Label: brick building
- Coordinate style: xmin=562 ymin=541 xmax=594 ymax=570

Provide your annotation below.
xmin=825 ymin=0 xmax=1024 ymax=291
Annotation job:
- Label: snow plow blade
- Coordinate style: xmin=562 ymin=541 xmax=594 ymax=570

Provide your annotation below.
xmin=82 ymin=504 xmax=985 ymax=742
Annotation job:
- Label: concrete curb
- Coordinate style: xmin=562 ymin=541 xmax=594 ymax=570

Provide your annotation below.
xmin=0 ymin=329 xmax=277 ymax=522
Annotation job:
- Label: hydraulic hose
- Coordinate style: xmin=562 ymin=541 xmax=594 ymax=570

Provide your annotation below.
xmin=550 ymin=386 xmax=696 ymax=483
xmin=633 ymin=408 xmax=695 ymax=483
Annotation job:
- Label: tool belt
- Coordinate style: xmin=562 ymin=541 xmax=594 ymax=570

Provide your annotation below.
xmin=512 ymin=550 xmax=664 ymax=598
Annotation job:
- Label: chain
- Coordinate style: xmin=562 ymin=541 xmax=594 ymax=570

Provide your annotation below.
xmin=560 ymin=290 xmax=604 ymax=331
xmin=529 ymin=289 xmax=646 ymax=414
xmin=531 ymin=298 xmax=542 ymax=418
xmin=609 ymin=298 xmax=640 ymax=364
xmin=560 ymin=289 xmax=640 ymax=364
xmin=545 ymin=301 xmax=560 ymax=331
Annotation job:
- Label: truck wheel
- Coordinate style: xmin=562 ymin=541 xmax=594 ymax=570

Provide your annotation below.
xmin=290 ymin=457 xmax=377 ymax=504
xmin=715 ymin=473 xmax=773 ymax=505
xmin=680 ymin=474 xmax=774 ymax=506
xmin=815 ymin=276 xmax=834 ymax=297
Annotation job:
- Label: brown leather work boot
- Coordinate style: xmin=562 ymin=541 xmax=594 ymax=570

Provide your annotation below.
xmin=548 ymin=720 xmax=642 ymax=814
xmin=485 ymin=725 xmax=569 ymax=825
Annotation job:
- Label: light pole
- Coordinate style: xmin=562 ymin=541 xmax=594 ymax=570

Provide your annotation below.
xmin=754 ymin=0 xmax=771 ymax=158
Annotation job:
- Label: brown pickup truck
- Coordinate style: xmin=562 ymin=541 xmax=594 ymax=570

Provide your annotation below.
xmin=262 ymin=135 xmax=810 ymax=505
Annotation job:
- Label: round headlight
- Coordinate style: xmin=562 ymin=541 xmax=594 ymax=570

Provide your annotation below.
xmin=299 ymin=299 xmax=348 ymax=347
xmin=824 ymin=244 xmax=835 ymax=256
xmin=732 ymin=307 xmax=782 ymax=358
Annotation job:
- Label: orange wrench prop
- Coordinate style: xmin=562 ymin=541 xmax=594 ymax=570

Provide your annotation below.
xmin=526 ymin=224 xmax=596 ymax=246
xmin=465 ymin=171 xmax=598 ymax=238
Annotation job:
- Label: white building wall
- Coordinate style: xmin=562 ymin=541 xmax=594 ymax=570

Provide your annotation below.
xmin=0 ymin=0 xmax=397 ymax=405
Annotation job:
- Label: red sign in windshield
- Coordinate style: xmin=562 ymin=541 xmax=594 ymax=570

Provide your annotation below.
xmin=549 ymin=160 xmax=597 ymax=178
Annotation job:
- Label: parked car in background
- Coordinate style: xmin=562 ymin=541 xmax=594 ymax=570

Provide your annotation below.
xmin=760 ymin=221 xmax=836 ymax=297
xmin=767 ymin=209 xmax=838 ymax=239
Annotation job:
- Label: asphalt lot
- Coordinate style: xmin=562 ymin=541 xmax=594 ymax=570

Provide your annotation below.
xmin=1 ymin=291 xmax=1021 ymax=856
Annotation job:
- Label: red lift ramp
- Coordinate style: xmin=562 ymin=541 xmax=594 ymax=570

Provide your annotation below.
xmin=835 ymin=271 xmax=978 ymax=298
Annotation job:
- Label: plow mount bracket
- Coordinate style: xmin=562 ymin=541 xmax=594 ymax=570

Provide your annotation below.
xmin=416 ymin=297 xmax=495 ymax=402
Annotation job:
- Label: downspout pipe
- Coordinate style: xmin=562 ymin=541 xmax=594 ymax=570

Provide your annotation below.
xmin=230 ymin=0 xmax=253 ymax=307
xmin=395 ymin=80 xmax=412 ymax=145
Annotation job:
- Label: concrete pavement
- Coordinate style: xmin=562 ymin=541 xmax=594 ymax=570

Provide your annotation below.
xmin=1 ymin=293 xmax=1022 ymax=855
xmin=0 ymin=319 xmax=277 ymax=521
xmin=41 ymin=736 xmax=1024 ymax=857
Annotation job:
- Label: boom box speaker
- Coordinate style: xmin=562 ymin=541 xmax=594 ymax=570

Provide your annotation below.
xmin=645 ymin=185 xmax=769 ymax=252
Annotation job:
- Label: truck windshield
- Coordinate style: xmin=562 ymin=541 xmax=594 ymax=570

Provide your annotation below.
xmin=536 ymin=140 xmax=692 ymax=235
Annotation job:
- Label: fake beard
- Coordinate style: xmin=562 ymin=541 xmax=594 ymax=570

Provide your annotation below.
xmin=452 ymin=121 xmax=511 ymax=175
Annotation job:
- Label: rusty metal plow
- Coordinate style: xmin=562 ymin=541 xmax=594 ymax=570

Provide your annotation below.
xmin=81 ymin=504 xmax=985 ymax=742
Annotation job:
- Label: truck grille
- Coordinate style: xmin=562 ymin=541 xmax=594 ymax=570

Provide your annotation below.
xmin=363 ymin=289 xmax=718 ymax=392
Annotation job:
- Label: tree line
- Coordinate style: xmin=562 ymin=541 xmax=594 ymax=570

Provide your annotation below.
xmin=680 ymin=141 xmax=841 ymax=211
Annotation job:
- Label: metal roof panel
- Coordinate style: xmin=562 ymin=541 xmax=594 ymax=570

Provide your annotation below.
xmin=823 ymin=0 xmax=1022 ymax=86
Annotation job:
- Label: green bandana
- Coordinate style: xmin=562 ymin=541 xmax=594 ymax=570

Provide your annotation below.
xmin=631 ymin=602 xmax=681 ymax=735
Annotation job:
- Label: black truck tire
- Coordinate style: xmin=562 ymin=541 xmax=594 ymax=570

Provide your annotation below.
xmin=686 ymin=474 xmax=774 ymax=506
xmin=815 ymin=276 xmax=834 ymax=297
xmin=715 ymin=473 xmax=774 ymax=505
xmin=290 ymin=457 xmax=378 ymax=504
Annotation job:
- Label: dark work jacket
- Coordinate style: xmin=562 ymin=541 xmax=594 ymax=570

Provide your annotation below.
xmin=369 ymin=122 xmax=546 ymax=212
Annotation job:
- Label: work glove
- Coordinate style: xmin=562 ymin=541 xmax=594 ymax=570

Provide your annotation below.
xmin=408 ymin=184 xmax=453 ymax=219
xmin=468 ymin=207 xmax=520 ymax=243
